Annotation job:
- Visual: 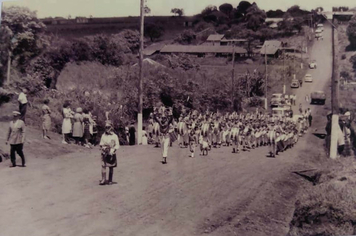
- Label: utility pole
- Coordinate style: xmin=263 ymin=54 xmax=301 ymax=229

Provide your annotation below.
xmin=137 ymin=0 xmax=144 ymax=145
xmin=231 ymin=45 xmax=235 ymax=111
xmin=264 ymin=45 xmax=268 ymax=110
xmin=283 ymin=50 xmax=286 ymax=94
xmin=6 ymin=50 xmax=11 ymax=85
xmin=329 ymin=14 xmax=339 ymax=159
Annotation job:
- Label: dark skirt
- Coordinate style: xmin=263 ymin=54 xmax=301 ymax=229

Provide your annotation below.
xmin=129 ymin=134 xmax=135 ymax=145
xmin=83 ymin=124 xmax=91 ymax=140
xmin=102 ymin=153 xmax=117 ymax=168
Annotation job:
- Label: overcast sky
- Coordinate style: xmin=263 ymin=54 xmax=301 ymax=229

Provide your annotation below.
xmin=2 ymin=0 xmax=356 ymax=18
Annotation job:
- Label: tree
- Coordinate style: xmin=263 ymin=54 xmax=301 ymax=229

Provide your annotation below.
xmin=236 ymin=1 xmax=252 ymax=15
xmin=266 ymin=9 xmax=285 ymax=18
xmin=279 ymin=12 xmax=294 ymax=35
xmin=347 ymin=15 xmax=356 ymax=48
xmin=171 ymin=8 xmax=184 ymax=17
xmin=0 ymin=6 xmax=48 ymax=73
xmin=245 ymin=3 xmax=267 ymax=31
xmin=226 ymin=24 xmax=257 ymax=57
xmin=219 ymin=3 xmax=233 ymax=17
xmin=175 ymin=29 xmax=196 ymax=44
xmin=201 ymin=5 xmax=218 ymax=16
xmin=144 ymin=23 xmax=164 ymax=42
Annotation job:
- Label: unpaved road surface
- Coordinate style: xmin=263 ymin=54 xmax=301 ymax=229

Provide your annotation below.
xmin=0 ymin=24 xmax=332 ymax=236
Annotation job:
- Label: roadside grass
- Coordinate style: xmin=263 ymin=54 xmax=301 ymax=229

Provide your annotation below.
xmin=288 ymin=157 xmax=356 ymax=236
xmin=337 ymin=24 xmax=356 ymax=112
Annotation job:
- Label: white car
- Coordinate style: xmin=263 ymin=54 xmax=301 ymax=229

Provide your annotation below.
xmin=304 ymin=74 xmax=313 ymax=82
xmin=309 ymin=61 xmax=317 ymax=69
xmin=317 ymin=24 xmax=324 ymax=31
xmin=270 ymin=93 xmax=284 ymax=107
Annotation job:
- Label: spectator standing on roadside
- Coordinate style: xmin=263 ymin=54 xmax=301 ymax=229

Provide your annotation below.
xmin=18 ymin=89 xmax=28 ymax=122
xmin=6 ymin=111 xmax=26 ymax=167
xmin=72 ymin=107 xmax=84 ymax=145
xmin=42 ymin=99 xmax=51 ymax=139
xmin=129 ymin=122 xmax=136 ymax=145
xmin=62 ymin=101 xmax=74 ymax=144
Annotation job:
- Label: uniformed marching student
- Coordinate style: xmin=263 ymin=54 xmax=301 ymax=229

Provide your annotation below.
xmin=243 ymin=124 xmax=251 ymax=151
xmin=230 ymin=121 xmax=238 ymax=153
xmin=268 ymin=121 xmax=277 ymax=157
xmin=153 ymin=108 xmax=174 ymax=164
xmin=188 ymin=129 xmax=197 ymax=157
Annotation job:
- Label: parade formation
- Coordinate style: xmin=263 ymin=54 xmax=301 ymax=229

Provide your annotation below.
xmin=145 ymin=104 xmax=312 ymax=164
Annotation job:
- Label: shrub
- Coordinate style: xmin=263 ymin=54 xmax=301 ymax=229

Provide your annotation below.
xmin=341 ymin=54 xmax=346 ymax=60
xmin=349 ymin=54 xmax=356 ymax=69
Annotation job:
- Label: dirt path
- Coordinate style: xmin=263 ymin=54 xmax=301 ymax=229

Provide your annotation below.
xmin=0 ymin=25 xmax=333 ymax=236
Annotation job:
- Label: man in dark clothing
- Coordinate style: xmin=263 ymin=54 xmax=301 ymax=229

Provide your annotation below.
xmin=129 ymin=123 xmax=136 ymax=145
xmin=308 ymin=113 xmax=313 ymax=127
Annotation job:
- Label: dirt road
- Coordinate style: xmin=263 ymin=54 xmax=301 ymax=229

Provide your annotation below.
xmin=0 ymin=25 xmax=332 ymax=236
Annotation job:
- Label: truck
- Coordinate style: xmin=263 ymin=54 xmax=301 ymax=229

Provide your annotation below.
xmin=310 ymin=91 xmax=326 ymax=105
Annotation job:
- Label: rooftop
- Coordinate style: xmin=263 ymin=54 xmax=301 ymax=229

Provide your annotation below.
xmin=206 ymin=34 xmax=225 ymax=41
xmin=160 ymin=45 xmax=247 ymax=54
xmin=260 ymin=40 xmax=282 ymax=55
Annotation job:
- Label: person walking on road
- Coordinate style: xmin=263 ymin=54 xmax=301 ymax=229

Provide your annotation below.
xmin=299 ymin=103 xmax=303 ymax=114
xmin=153 ymin=108 xmax=174 ymax=164
xmin=99 ymin=121 xmax=120 ymax=185
xmin=6 ymin=111 xmax=26 ymax=167
xmin=308 ymin=108 xmax=312 ymax=127
xmin=18 ymin=89 xmax=28 ymax=122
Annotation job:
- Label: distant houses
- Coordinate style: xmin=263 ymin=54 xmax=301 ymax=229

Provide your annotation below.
xmin=141 ymin=34 xmax=283 ymax=59
xmin=160 ymin=45 xmax=248 ymax=58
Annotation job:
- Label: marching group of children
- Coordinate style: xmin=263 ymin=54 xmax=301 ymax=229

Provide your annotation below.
xmin=147 ymin=106 xmax=312 ymax=163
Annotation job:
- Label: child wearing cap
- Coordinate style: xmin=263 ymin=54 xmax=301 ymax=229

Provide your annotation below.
xmin=99 ymin=121 xmax=120 ymax=185
xmin=188 ymin=129 xmax=197 ymax=157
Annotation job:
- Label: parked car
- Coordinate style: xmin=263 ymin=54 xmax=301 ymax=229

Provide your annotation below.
xmin=310 ymin=91 xmax=326 ymax=105
xmin=317 ymin=24 xmax=324 ymax=31
xmin=272 ymin=105 xmax=293 ymax=118
xmin=304 ymin=74 xmax=313 ymax=82
xmin=309 ymin=61 xmax=317 ymax=69
xmin=291 ymin=79 xmax=299 ymax=88
xmin=270 ymin=93 xmax=285 ymax=107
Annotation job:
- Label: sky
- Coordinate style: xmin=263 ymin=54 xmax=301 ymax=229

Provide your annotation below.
xmin=2 ymin=0 xmax=356 ymax=19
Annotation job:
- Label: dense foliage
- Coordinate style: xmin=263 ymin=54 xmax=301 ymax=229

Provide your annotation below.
xmin=0 ymin=6 xmax=48 ymax=85
xmin=26 ymin=30 xmax=140 ymax=88
xmin=347 ymin=15 xmax=356 ymax=49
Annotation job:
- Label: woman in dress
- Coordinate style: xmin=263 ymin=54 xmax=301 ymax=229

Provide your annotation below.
xmin=42 ymin=99 xmax=51 ymax=139
xmin=82 ymin=108 xmax=93 ymax=148
xmin=72 ymin=107 xmax=84 ymax=145
xmin=142 ymin=126 xmax=148 ymax=145
xmin=62 ymin=101 xmax=73 ymax=144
